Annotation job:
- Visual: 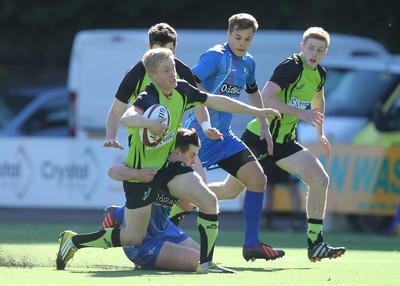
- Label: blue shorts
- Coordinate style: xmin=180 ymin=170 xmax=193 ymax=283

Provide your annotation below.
xmin=199 ymin=131 xmax=247 ymax=168
xmin=123 ymin=221 xmax=189 ymax=269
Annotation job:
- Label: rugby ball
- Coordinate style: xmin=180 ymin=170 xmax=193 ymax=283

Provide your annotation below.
xmin=139 ymin=104 xmax=171 ymax=147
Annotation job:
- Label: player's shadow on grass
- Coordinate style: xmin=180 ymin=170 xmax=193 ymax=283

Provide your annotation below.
xmin=70 ymin=265 xmax=311 ymax=277
xmin=233 ymin=267 xmax=311 ymax=272
xmin=84 ymin=269 xmax=199 ymax=277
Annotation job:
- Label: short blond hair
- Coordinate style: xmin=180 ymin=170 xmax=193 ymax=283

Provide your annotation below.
xmin=142 ymin=47 xmax=173 ymax=74
xmin=303 ymin=27 xmax=330 ymax=48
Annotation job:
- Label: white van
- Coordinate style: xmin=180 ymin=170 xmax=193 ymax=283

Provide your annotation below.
xmin=67 ymin=29 xmax=389 ymax=138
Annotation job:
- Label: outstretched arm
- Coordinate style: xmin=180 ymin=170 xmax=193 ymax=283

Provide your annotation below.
xmin=203 ymin=93 xmax=281 ymax=120
xmin=193 ymin=105 xmax=223 ymax=140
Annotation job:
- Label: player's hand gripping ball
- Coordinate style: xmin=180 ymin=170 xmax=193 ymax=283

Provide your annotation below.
xmin=139 ymin=104 xmax=171 ymax=147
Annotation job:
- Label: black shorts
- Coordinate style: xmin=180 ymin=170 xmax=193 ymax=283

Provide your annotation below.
xmin=263 ymin=160 xmax=300 ymax=184
xmin=217 ymin=148 xmax=256 ymax=177
xmin=241 ymin=129 xmax=304 ymax=163
xmin=123 ymin=161 xmax=193 ymax=209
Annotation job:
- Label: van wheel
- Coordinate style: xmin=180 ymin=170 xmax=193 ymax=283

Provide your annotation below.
xmin=348 ymin=214 xmax=393 ymax=233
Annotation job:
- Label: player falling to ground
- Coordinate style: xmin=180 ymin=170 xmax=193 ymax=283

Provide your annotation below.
xmin=107 ymin=128 xmax=203 ymax=272
xmin=240 ymin=27 xmax=346 ymax=261
xmin=56 ymin=47 xmax=280 ymax=273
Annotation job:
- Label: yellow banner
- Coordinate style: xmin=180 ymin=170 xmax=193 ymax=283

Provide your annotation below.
xmin=308 ymin=144 xmax=400 ymax=215
xmin=271 ymin=144 xmax=400 ymax=215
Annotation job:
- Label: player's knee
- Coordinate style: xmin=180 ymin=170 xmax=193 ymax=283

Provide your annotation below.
xmin=126 ymin=236 xmax=144 ymax=247
xmin=121 ymin=231 xmax=145 ymax=246
xmin=320 ymin=173 xmax=330 ymax=189
xmin=308 ymin=171 xmax=329 ymax=191
xmin=196 ymin=191 xmax=218 ymax=214
xmin=245 ymin=172 xmax=267 ymax=192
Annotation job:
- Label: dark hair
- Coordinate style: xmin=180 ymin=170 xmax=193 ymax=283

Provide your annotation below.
xmin=175 ymin=128 xmax=200 ymax=153
xmin=228 ymin=13 xmax=258 ymax=33
xmin=148 ymin=23 xmax=177 ymax=47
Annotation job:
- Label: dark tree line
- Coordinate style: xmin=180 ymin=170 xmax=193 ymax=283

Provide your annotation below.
xmin=1 ymin=0 xmax=399 ymax=87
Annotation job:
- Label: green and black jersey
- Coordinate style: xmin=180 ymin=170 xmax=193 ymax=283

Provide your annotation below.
xmin=247 ymin=53 xmax=326 ymax=143
xmin=115 ymin=57 xmax=197 ymax=104
xmin=125 ymin=80 xmax=207 ymax=180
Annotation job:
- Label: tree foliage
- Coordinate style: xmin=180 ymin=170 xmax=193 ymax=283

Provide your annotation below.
xmin=1 ymin=0 xmax=399 ymax=86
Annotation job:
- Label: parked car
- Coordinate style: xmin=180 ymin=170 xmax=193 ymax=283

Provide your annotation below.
xmin=0 ymin=86 xmax=72 ymax=137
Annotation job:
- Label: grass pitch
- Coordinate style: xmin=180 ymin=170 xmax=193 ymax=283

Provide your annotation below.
xmin=1 ymin=221 xmax=399 ymax=286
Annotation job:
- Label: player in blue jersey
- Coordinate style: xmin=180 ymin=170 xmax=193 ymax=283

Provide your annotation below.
xmin=108 ymin=128 xmax=201 ymax=271
xmin=183 ymin=13 xmax=285 ymax=262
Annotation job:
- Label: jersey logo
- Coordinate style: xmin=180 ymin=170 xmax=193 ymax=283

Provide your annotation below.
xmin=289 ymin=98 xmax=309 ymax=110
xmin=220 ymin=83 xmax=242 ymax=96
xmin=142 ymin=187 xmax=152 ymax=201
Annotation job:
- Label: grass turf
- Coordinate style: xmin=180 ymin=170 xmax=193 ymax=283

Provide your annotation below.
xmin=1 ymin=221 xmax=399 ymax=286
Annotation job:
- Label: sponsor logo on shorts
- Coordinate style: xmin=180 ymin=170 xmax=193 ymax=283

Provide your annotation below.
xmin=154 ymin=192 xmax=178 ymax=207
xmin=142 ymin=187 xmax=152 ymax=201
xmin=256 ymin=153 xmax=267 ymax=161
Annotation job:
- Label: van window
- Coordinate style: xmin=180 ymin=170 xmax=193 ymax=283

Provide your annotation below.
xmin=324 ymin=68 xmax=400 ymax=117
xmin=21 ymin=96 xmax=70 ymax=136
xmin=0 ymin=93 xmax=35 ymax=128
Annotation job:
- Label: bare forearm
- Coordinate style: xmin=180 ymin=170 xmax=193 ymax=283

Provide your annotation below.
xmin=204 ymin=94 xmax=260 ymax=116
xmin=106 ymin=112 xmax=122 ymax=140
xmin=311 ymin=94 xmax=325 ymax=114
xmin=121 ymin=107 xmax=153 ymax=128
xmin=262 ymin=81 xmax=300 ymax=116
xmin=247 ymin=90 xmax=268 ymax=127
xmin=106 ymin=99 xmax=128 ymax=139
xmin=108 ymin=165 xmax=137 ymax=181
xmin=193 ymin=105 xmax=210 ymax=124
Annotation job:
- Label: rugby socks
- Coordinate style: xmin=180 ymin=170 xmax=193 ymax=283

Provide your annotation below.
xmin=114 ymin=205 xmax=125 ymax=224
xmin=169 ymin=204 xmax=187 ymax=219
xmin=243 ymin=190 xmax=264 ymax=248
xmin=307 ymin=218 xmax=323 ymax=248
xmin=71 ymin=228 xmax=121 ymax=249
xmin=197 ymin=212 xmax=218 ymax=264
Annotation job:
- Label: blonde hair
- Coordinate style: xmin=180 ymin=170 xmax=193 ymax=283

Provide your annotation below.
xmin=303 ymin=27 xmax=330 ymax=48
xmin=228 ymin=13 xmax=259 ymax=33
xmin=142 ymin=47 xmax=173 ymax=74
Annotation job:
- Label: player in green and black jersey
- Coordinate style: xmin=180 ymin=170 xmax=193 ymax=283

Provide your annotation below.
xmin=56 ymin=47 xmax=279 ymax=273
xmin=104 ymin=22 xmax=216 ymax=151
xmin=241 ymin=27 xmax=346 ymax=262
